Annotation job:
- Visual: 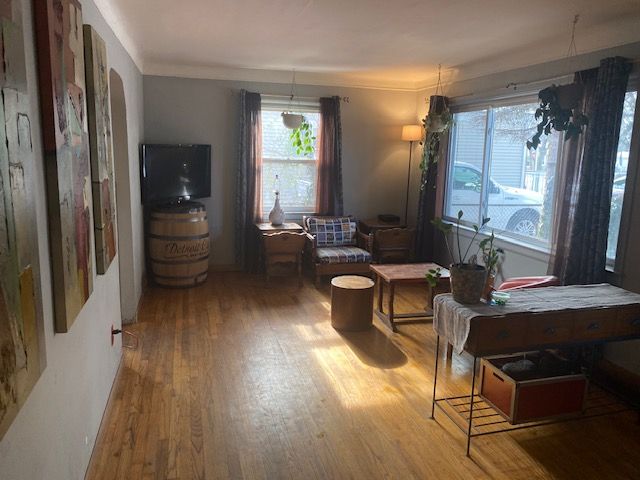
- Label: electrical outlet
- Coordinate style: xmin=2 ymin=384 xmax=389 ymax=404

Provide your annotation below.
xmin=84 ymin=435 xmax=89 ymax=446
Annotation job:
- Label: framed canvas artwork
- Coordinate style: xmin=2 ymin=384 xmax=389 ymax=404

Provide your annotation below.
xmin=0 ymin=0 xmax=47 ymax=440
xmin=84 ymin=25 xmax=116 ymax=274
xmin=34 ymin=0 xmax=94 ymax=332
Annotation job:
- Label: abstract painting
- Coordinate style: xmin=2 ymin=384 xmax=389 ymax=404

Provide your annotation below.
xmin=35 ymin=0 xmax=93 ymax=332
xmin=0 ymin=0 xmax=47 ymax=440
xmin=84 ymin=25 xmax=116 ymax=274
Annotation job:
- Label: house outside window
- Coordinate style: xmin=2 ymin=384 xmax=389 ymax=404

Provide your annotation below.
xmin=261 ymin=99 xmax=320 ymax=220
xmin=444 ymin=101 xmax=561 ymax=247
xmin=607 ymin=89 xmax=638 ymax=266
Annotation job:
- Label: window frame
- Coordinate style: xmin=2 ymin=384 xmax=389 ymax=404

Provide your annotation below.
xmin=260 ymin=96 xmax=321 ymax=220
xmin=443 ymin=95 xmax=564 ymax=251
xmin=608 ymin=79 xmax=640 ymax=273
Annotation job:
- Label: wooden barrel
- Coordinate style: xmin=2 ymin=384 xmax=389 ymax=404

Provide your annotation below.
xmin=148 ymin=202 xmax=209 ymax=288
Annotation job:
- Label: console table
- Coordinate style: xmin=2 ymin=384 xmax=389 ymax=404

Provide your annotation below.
xmin=430 ymin=284 xmax=640 ymax=456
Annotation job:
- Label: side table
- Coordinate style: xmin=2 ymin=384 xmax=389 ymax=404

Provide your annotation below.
xmin=255 ymin=222 xmax=303 ymax=272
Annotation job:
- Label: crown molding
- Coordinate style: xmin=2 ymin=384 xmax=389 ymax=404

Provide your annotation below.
xmin=92 ymin=0 xmax=144 ymax=71
xmin=142 ymin=62 xmax=423 ymax=92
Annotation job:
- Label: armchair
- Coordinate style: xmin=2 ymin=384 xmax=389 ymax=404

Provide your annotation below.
xmin=302 ymin=215 xmax=373 ymax=286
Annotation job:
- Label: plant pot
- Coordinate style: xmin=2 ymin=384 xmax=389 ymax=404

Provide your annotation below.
xmin=281 ymin=112 xmax=304 ymax=129
xmin=556 ymin=83 xmax=583 ymax=110
xmin=483 ymin=273 xmax=496 ymax=301
xmin=449 ymin=264 xmax=487 ymax=304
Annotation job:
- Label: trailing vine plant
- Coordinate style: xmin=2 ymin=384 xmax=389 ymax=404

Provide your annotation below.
xmin=290 ymin=118 xmax=316 ymax=156
xmin=419 ymin=65 xmax=452 ymax=189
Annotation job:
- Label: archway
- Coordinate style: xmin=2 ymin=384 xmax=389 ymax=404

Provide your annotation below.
xmin=109 ymin=69 xmax=136 ymax=323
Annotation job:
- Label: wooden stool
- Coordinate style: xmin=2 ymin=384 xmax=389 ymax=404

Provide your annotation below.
xmin=330 ymin=275 xmax=375 ymax=331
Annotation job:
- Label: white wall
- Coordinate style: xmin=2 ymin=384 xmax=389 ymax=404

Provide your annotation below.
xmin=143 ymin=76 xmax=419 ymax=267
xmin=0 ymin=1 xmax=144 ymax=479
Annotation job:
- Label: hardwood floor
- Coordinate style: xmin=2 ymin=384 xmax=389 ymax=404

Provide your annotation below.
xmin=86 ymin=272 xmax=640 ymax=479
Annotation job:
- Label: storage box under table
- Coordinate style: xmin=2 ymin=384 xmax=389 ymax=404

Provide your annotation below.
xmin=479 ymin=353 xmax=588 ymax=425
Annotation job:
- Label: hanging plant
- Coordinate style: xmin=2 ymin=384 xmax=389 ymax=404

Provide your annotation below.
xmin=527 ymin=15 xmax=589 ymax=150
xmin=290 ymin=118 xmax=316 ymax=156
xmin=526 ymin=83 xmax=588 ymax=150
xmin=419 ymin=93 xmax=452 ymax=188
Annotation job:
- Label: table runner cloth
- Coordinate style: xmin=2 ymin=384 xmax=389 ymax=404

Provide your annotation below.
xmin=433 ymin=284 xmax=640 ymax=354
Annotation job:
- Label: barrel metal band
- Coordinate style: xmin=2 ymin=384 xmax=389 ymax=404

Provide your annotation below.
xmin=150 ymin=255 xmax=209 ymax=265
xmin=148 ymin=233 xmax=210 ymax=241
xmin=150 ymin=216 xmax=207 ymax=223
xmin=152 ymin=271 xmax=209 ymax=279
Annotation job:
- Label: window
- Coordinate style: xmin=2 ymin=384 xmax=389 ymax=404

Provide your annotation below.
xmin=607 ymin=90 xmax=637 ymax=264
xmin=445 ymin=102 xmax=561 ymax=246
xmin=261 ymin=102 xmax=320 ymax=219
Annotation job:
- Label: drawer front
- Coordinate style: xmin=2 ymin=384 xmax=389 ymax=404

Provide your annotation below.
xmin=472 ymin=316 xmax=527 ymax=354
xmin=573 ymin=309 xmax=617 ymax=341
xmin=617 ymin=305 xmax=640 ymax=337
xmin=526 ymin=312 xmax=574 ymax=346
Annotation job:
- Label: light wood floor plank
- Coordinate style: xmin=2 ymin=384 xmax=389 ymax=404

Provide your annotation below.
xmin=86 ymin=272 xmax=640 ymax=479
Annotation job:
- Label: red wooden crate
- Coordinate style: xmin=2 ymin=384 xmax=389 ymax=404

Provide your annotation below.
xmin=479 ymin=353 xmax=588 ymax=425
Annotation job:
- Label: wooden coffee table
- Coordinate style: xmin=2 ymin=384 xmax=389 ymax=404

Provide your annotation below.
xmin=370 ymin=263 xmax=450 ymax=332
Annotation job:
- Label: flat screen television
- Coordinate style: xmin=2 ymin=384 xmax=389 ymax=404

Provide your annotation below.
xmin=141 ymin=144 xmax=211 ymax=205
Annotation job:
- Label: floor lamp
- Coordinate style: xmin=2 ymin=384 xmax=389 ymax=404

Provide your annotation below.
xmin=401 ymin=125 xmax=423 ymax=226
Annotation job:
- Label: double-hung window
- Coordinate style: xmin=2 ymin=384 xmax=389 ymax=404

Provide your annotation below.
xmin=261 ymin=97 xmax=320 ymax=220
xmin=445 ymin=101 xmax=562 ymax=247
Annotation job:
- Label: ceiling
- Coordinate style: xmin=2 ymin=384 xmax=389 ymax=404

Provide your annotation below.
xmin=96 ymin=0 xmax=640 ymax=90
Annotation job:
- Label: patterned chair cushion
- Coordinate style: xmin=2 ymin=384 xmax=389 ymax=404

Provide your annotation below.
xmin=307 ymin=217 xmax=356 ymax=247
xmin=316 ymin=247 xmax=372 ymax=264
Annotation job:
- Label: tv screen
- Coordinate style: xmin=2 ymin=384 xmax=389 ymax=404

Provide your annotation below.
xmin=141 ymin=144 xmax=211 ymax=205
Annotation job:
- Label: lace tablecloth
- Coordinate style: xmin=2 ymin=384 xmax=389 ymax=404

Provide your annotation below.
xmin=433 ymin=284 xmax=640 ymax=354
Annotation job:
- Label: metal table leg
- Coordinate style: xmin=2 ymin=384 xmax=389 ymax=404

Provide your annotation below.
xmin=431 ymin=335 xmax=440 ymax=419
xmin=466 ymin=356 xmax=478 ymax=457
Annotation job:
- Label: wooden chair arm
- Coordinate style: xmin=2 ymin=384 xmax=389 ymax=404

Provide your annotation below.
xmin=304 ymin=232 xmax=317 ymax=257
xmin=356 ymin=231 xmax=373 ymax=253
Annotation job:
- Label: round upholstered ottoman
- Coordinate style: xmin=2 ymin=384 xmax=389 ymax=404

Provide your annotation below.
xmin=330 ymin=275 xmax=375 ymax=331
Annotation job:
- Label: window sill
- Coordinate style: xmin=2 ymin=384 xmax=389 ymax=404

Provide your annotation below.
xmin=449 ymin=223 xmax=551 ymax=263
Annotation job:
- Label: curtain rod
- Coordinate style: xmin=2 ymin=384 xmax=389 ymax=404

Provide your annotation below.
xmin=261 ymin=93 xmax=350 ymax=103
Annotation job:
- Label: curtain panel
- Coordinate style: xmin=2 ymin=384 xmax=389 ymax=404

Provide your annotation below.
xmin=235 ymin=90 xmax=262 ymax=271
xmin=549 ymin=57 xmax=631 ymax=284
xmin=416 ymin=95 xmax=450 ymax=261
xmin=316 ymin=96 xmax=344 ymax=216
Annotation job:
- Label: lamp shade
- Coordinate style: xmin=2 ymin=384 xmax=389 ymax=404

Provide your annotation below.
xmin=401 ymin=124 xmax=422 ymax=142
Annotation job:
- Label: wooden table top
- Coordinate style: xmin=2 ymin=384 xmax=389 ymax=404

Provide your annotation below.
xmin=370 ymin=263 xmax=450 ymax=283
xmin=255 ymin=222 xmax=303 ymax=232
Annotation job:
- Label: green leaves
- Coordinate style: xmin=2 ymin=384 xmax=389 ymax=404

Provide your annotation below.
xmin=289 ymin=118 xmax=316 ymax=156
xmin=527 ymin=84 xmax=589 ymax=150
xmin=425 ymin=267 xmax=442 ymax=288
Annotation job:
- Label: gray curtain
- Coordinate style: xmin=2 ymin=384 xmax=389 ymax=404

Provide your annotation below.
xmin=549 ymin=57 xmax=631 ymax=284
xmin=316 ymin=96 xmax=344 ymax=216
xmin=235 ymin=90 xmax=262 ymax=270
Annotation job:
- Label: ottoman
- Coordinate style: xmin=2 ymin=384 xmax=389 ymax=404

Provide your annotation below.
xmin=330 ymin=275 xmax=375 ymax=331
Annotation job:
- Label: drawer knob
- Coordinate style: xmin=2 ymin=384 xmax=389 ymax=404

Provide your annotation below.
xmin=587 ymin=322 xmax=600 ymax=331
xmin=544 ymin=327 xmax=557 ymax=335
xmin=631 ymin=318 xmax=640 ymax=327
xmin=497 ymin=330 xmax=510 ymax=339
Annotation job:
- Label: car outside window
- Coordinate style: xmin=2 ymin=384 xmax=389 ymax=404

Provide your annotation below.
xmin=445 ymin=103 xmax=561 ymax=246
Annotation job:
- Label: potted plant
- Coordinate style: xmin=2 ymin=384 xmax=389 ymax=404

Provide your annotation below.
xmin=427 ymin=211 xmax=489 ymax=304
xmin=478 ymin=231 xmax=505 ymax=300
xmin=419 ymin=95 xmax=452 ymax=183
xmin=527 ymin=83 xmax=588 ymax=150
